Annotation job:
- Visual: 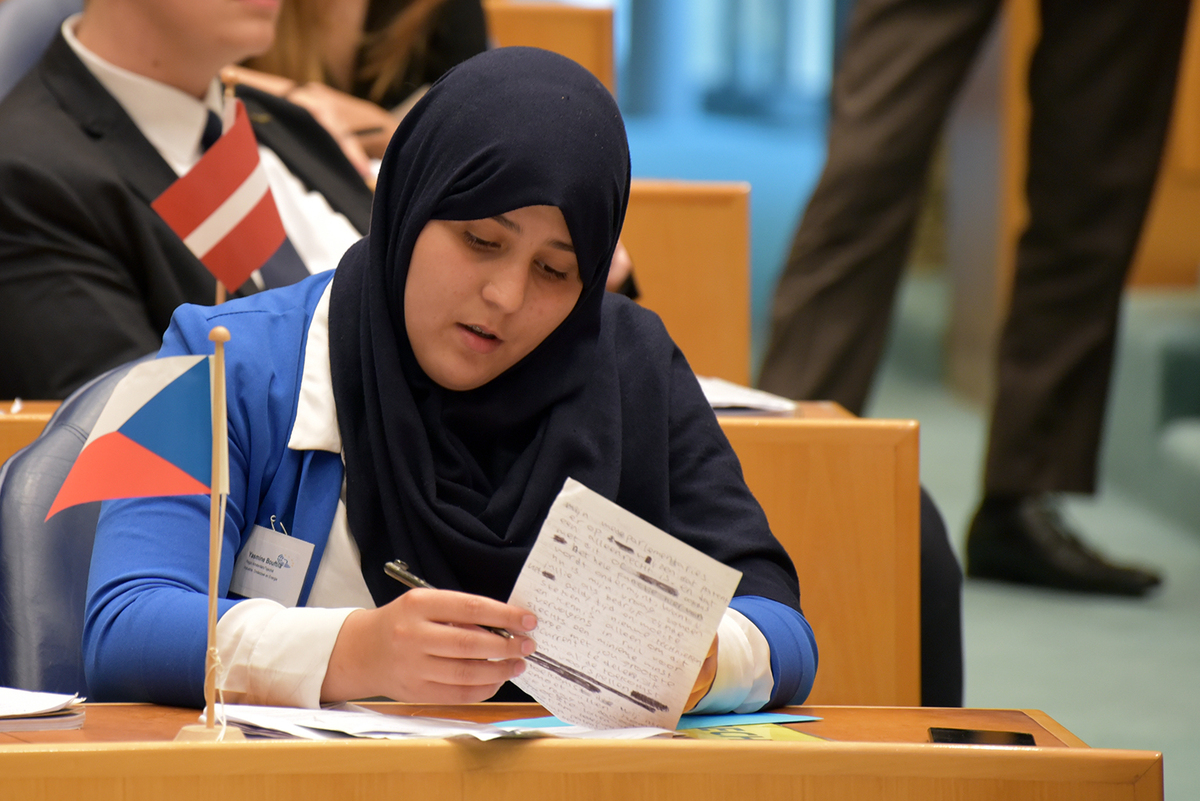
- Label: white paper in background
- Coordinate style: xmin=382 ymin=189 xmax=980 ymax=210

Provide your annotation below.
xmin=696 ymin=375 xmax=797 ymax=415
xmin=510 ymin=478 xmax=742 ymax=730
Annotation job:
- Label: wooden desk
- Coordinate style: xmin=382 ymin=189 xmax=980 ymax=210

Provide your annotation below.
xmin=624 ymin=179 xmax=752 ymax=385
xmin=0 ymin=703 xmax=1163 ymax=800
xmin=483 ymin=0 xmax=615 ymax=95
xmin=0 ymin=400 xmax=59 ymax=466
xmin=719 ymin=407 xmax=922 ymax=706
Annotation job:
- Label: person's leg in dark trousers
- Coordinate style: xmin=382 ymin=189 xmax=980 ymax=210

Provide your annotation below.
xmin=920 ymin=487 xmax=963 ymax=707
xmin=758 ymin=0 xmax=1002 ymax=414
xmin=968 ymin=0 xmax=1190 ymax=595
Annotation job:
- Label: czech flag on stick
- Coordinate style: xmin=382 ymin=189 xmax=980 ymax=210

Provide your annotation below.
xmin=46 ymin=352 xmax=230 ymax=520
xmin=151 ymin=99 xmax=286 ymax=293
xmin=47 ymin=329 xmax=238 ymax=741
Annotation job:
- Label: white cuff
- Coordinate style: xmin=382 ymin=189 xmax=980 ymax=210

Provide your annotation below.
xmin=216 ymin=599 xmax=357 ymax=708
xmin=688 ymin=607 xmax=774 ymax=714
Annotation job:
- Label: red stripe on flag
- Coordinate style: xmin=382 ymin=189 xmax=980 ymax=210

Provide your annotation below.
xmin=200 ymin=187 xmax=287 ymax=290
xmin=150 ymin=101 xmax=260 ymax=239
xmin=45 ymin=432 xmax=210 ymax=521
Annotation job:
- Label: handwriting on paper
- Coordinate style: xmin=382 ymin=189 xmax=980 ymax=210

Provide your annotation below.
xmin=510 ymin=478 xmax=742 ymax=729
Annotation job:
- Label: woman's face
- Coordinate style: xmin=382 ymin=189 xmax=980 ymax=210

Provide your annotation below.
xmin=404 ymin=205 xmax=583 ymax=391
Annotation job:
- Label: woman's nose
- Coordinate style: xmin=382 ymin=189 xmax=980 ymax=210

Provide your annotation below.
xmin=481 ymin=260 xmax=528 ymax=313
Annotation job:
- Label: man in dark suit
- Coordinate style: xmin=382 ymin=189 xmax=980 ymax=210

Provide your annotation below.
xmin=0 ymin=0 xmax=374 ymax=401
xmin=757 ymin=0 xmax=1187 ymax=597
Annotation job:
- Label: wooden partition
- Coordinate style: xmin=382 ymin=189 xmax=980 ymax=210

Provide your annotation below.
xmin=623 ymin=180 xmax=752 ymax=385
xmin=719 ymin=410 xmax=922 ymax=706
xmin=0 ymin=401 xmax=58 ymax=466
xmin=482 ymin=0 xmax=615 ymax=94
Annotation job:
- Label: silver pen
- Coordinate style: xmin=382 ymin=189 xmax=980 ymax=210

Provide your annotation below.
xmin=384 ymin=560 xmax=515 ymax=639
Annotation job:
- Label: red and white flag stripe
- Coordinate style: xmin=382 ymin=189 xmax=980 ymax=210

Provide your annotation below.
xmin=152 ymin=99 xmax=287 ymax=291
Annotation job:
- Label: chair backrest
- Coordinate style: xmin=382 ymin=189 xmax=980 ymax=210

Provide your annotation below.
xmin=482 ymin=0 xmax=615 ymax=95
xmin=0 ymin=361 xmax=138 ymax=694
xmin=623 ymin=180 xmax=752 ymax=385
xmin=0 ymin=0 xmax=81 ymax=101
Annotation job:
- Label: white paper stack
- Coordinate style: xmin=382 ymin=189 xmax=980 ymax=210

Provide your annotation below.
xmin=0 ymin=687 xmax=85 ymax=731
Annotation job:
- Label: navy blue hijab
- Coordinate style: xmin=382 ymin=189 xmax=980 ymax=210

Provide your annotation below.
xmin=329 ymin=47 xmax=631 ymax=604
xmin=329 ymin=47 xmax=800 ymax=616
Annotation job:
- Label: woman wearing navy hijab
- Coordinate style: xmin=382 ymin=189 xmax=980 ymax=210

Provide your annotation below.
xmin=84 ymin=48 xmax=817 ymax=712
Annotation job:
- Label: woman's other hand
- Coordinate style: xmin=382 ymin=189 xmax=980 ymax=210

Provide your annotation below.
xmin=321 ymin=588 xmax=537 ymax=703
xmin=284 ymin=81 xmax=399 ymax=168
xmin=684 ymin=634 xmax=719 ymax=712
xmin=221 ymin=66 xmax=397 ymax=179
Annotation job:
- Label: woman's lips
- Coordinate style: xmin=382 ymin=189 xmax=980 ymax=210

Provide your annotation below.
xmin=458 ymin=322 xmax=502 ymax=353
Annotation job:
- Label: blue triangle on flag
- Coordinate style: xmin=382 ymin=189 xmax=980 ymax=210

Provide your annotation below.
xmin=117 ymin=359 xmax=212 ymax=487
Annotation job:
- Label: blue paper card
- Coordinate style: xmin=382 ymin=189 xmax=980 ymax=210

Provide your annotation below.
xmin=497 ymin=711 xmax=820 ymax=730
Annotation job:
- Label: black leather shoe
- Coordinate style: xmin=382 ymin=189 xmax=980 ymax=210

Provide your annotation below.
xmin=966 ymin=495 xmax=1162 ymax=596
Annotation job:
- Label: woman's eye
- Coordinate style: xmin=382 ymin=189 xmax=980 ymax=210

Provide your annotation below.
xmin=539 ymin=262 xmax=570 ymax=281
xmin=463 ymin=231 xmax=499 ymax=251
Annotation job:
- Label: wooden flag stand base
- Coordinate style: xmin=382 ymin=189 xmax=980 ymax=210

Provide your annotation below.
xmin=175 ymin=723 xmax=246 ymax=742
xmin=175 ymin=326 xmax=240 ymax=743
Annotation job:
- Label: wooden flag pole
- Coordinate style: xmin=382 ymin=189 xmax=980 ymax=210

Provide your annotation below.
xmin=215 ymin=281 xmax=227 ymax=306
xmin=176 ymin=325 xmax=243 ymax=742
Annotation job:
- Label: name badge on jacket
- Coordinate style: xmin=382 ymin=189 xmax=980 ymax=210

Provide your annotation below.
xmin=229 ymin=525 xmax=315 ymax=607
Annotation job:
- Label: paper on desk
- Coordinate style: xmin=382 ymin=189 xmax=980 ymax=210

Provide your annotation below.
xmin=510 ymin=478 xmax=742 ymax=731
xmin=0 ymin=687 xmax=83 ymax=718
xmin=208 ymin=704 xmax=506 ymax=740
xmin=206 ymin=703 xmax=669 ymax=740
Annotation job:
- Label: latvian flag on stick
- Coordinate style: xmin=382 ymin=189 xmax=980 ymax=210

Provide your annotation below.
xmin=151 ymin=100 xmax=287 ymax=293
xmin=46 ymin=352 xmax=230 ymax=520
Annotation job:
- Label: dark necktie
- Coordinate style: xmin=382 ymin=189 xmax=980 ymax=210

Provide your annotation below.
xmin=200 ymin=110 xmax=222 ymax=152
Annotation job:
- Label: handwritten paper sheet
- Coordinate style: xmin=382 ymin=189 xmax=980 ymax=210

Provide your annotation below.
xmin=510 ymin=478 xmax=742 ymax=730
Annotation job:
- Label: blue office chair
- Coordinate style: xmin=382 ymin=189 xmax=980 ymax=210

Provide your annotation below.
xmin=0 ymin=359 xmax=139 ymax=694
xmin=0 ymin=0 xmax=82 ymax=101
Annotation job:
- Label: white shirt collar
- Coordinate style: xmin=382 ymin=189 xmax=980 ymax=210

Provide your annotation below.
xmin=62 ymin=14 xmax=224 ymax=176
xmin=288 ymin=280 xmax=342 ymax=453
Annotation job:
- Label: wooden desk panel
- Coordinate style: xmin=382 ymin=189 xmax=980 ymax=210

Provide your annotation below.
xmin=0 ymin=704 xmax=1163 ymax=801
xmin=718 ymin=415 xmax=922 ymax=707
xmin=623 ymin=179 xmax=752 ymax=385
xmin=483 ymin=0 xmax=615 ymax=95
xmin=0 ymin=400 xmax=59 ymax=465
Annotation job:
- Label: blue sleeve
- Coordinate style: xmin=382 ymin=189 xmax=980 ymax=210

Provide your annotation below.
xmin=730 ymin=595 xmax=818 ymax=707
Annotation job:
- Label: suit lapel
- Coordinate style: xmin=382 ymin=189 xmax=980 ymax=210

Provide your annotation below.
xmin=39 ymin=33 xmax=179 ymax=205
